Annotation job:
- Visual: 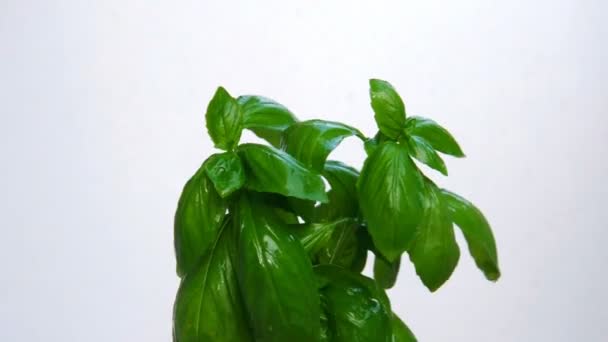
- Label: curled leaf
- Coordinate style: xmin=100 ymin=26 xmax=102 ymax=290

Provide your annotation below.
xmin=441 ymin=189 xmax=500 ymax=281
xmin=238 ymin=95 xmax=298 ymax=147
xmin=237 ymin=143 xmax=328 ymax=202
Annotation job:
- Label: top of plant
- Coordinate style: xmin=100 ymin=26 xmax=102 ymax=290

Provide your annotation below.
xmin=173 ymin=79 xmax=500 ymax=342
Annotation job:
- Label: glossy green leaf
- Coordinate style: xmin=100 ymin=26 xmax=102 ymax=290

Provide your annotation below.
xmin=234 ymin=193 xmax=321 ymax=342
xmin=293 ymin=218 xmax=353 ymax=257
xmin=369 ymin=79 xmax=406 ymax=139
xmin=374 ymin=256 xmax=401 ymax=289
xmin=174 ymin=164 xmax=227 ymax=277
xmin=358 ymin=142 xmax=427 ymax=261
xmin=315 ymin=161 xmax=359 ymax=221
xmin=281 ymin=120 xmax=364 ymax=172
xmin=406 ymin=135 xmax=448 ymax=175
xmin=391 ymin=313 xmax=417 ymax=342
xmin=203 ymin=152 xmax=245 ymax=198
xmin=173 ymin=219 xmax=253 ymax=342
xmin=315 ymin=265 xmax=392 ymax=342
xmin=205 ymin=87 xmax=243 ymax=150
xmin=409 ymin=182 xmax=460 ymax=292
xmin=317 ymin=221 xmax=368 ymax=272
xmin=237 ymin=95 xmax=298 ymax=147
xmin=441 ymin=189 xmax=500 ymax=281
xmin=405 ymin=116 xmax=464 ymax=157
xmin=237 ymin=143 xmax=328 ymax=202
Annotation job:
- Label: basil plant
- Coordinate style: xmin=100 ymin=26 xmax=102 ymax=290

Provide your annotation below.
xmin=173 ymin=79 xmax=500 ymax=341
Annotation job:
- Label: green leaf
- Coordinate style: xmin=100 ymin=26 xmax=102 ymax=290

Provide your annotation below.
xmin=173 ymin=219 xmax=253 ymax=342
xmin=203 ymin=151 xmax=245 ymax=198
xmin=205 ymin=87 xmax=243 ymax=150
xmin=358 ymin=142 xmax=427 ymax=261
xmin=406 ymin=135 xmax=448 ymax=175
xmin=292 ymin=218 xmax=354 ymax=257
xmin=281 ymin=120 xmax=364 ymax=172
xmin=441 ymin=189 xmax=500 ymax=281
xmin=405 ymin=116 xmax=464 ymax=157
xmin=374 ymin=255 xmax=401 ymax=289
xmin=409 ymin=182 xmax=460 ymax=292
xmin=237 ymin=95 xmax=298 ymax=147
xmin=369 ymin=79 xmax=406 ymax=139
xmin=234 ymin=192 xmax=321 ymax=342
xmin=391 ymin=313 xmax=417 ymax=342
xmin=315 ymin=161 xmax=360 ymax=221
xmin=315 ymin=265 xmax=392 ymax=342
xmin=174 ymin=164 xmax=227 ymax=277
xmin=317 ymin=221 xmax=368 ymax=273
xmin=237 ymin=143 xmax=328 ymax=202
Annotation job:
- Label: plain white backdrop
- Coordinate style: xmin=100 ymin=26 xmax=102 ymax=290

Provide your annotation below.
xmin=1 ymin=0 xmax=607 ymax=341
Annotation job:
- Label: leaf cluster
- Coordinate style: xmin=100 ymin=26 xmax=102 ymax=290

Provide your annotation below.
xmin=173 ymin=80 xmax=500 ymax=341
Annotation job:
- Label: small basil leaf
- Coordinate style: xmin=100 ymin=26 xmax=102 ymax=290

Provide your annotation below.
xmin=369 ymin=79 xmax=406 ymax=139
xmin=292 ymin=218 xmax=354 ymax=257
xmin=405 ymin=116 xmax=464 ymax=157
xmin=235 ymin=193 xmax=321 ymax=342
xmin=237 ymin=143 xmax=328 ymax=202
xmin=173 ymin=219 xmax=253 ymax=342
xmin=374 ymin=256 xmax=401 ymax=289
xmin=315 ymin=160 xmax=360 ymax=221
xmin=441 ymin=189 xmax=500 ymax=281
xmin=205 ymin=87 xmax=243 ymax=150
xmin=406 ymin=135 xmax=448 ymax=176
xmin=281 ymin=120 xmax=364 ymax=172
xmin=203 ymin=151 xmax=245 ymax=198
xmin=409 ymin=182 xmax=460 ymax=292
xmin=315 ymin=265 xmax=392 ymax=342
xmin=317 ymin=221 xmax=368 ymax=273
xmin=174 ymin=164 xmax=227 ymax=277
xmin=237 ymin=95 xmax=298 ymax=147
xmin=391 ymin=313 xmax=417 ymax=342
xmin=358 ymin=142 xmax=427 ymax=261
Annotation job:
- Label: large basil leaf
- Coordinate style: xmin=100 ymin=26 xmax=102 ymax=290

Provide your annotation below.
xmin=205 ymin=87 xmax=243 ymax=150
xmin=281 ymin=120 xmax=364 ymax=172
xmin=293 ymin=218 xmax=353 ymax=257
xmin=441 ymin=189 xmax=500 ymax=281
xmin=173 ymin=219 xmax=253 ymax=342
xmin=235 ymin=193 xmax=321 ymax=342
xmin=374 ymin=255 xmax=401 ymax=289
xmin=315 ymin=161 xmax=359 ymax=221
xmin=406 ymin=135 xmax=448 ymax=176
xmin=317 ymin=220 xmax=368 ymax=272
xmin=237 ymin=95 xmax=297 ymax=147
xmin=203 ymin=151 xmax=245 ymax=198
xmin=174 ymin=163 xmax=227 ymax=277
xmin=358 ymin=142 xmax=427 ymax=261
xmin=237 ymin=143 xmax=328 ymax=202
xmin=369 ymin=79 xmax=406 ymax=139
xmin=409 ymin=182 xmax=460 ymax=292
xmin=391 ymin=313 xmax=417 ymax=342
xmin=405 ymin=116 xmax=464 ymax=157
xmin=315 ymin=265 xmax=392 ymax=342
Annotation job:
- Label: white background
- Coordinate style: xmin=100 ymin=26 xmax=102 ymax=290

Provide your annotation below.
xmin=1 ymin=0 xmax=607 ymax=341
